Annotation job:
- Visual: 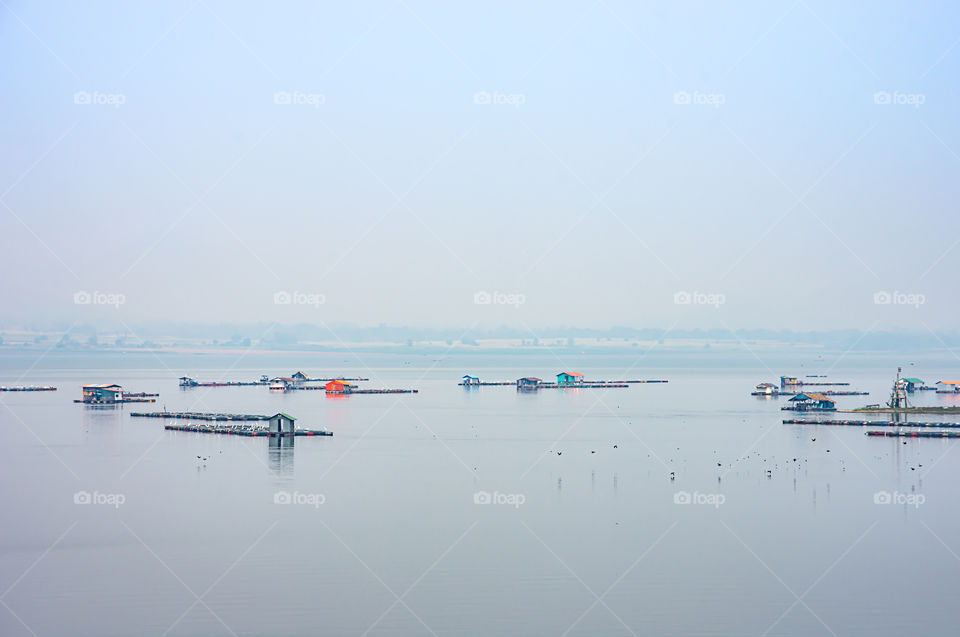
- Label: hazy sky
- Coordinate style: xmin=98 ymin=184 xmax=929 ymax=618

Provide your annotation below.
xmin=1 ymin=1 xmax=958 ymax=332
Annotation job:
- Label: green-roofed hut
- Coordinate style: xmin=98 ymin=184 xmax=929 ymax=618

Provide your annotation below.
xmin=902 ymin=377 xmax=924 ymax=391
xmin=268 ymin=413 xmax=296 ymax=434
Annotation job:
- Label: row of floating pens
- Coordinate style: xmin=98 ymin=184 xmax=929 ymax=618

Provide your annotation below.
xmin=460 ymin=372 xmax=668 ymax=390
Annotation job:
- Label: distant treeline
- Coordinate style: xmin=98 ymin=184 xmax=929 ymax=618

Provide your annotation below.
xmin=3 ymin=322 xmax=959 ymax=353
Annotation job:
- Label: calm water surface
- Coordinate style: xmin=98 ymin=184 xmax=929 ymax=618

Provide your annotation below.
xmin=1 ymin=351 xmax=958 ymax=636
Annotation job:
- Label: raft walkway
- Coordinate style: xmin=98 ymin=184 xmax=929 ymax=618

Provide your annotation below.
xmin=784 ymin=381 xmax=851 ymax=386
xmin=0 ymin=386 xmax=57 ymax=391
xmin=75 ymin=398 xmax=156 ymax=404
xmin=780 ymin=390 xmax=868 ymax=396
xmin=520 ymin=383 xmax=630 ymax=390
xmin=866 ymin=430 xmax=960 ymax=438
xmin=132 ymin=411 xmax=269 ymax=421
xmin=458 ymin=381 xmax=515 ymax=386
xmin=163 ymin=423 xmax=332 ymax=437
xmin=459 ymin=379 xmax=667 ymax=387
xmin=329 ymin=388 xmax=418 ymax=395
xmin=783 ymin=418 xmax=960 ymax=429
xmin=180 ymin=380 xmax=269 ymax=388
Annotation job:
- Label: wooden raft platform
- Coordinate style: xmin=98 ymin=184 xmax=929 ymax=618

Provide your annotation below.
xmin=779 ymin=391 xmax=869 ymax=396
xmin=180 ymin=380 xmax=270 ymax=388
xmin=75 ymin=398 xmax=156 ymax=404
xmin=518 ymin=383 xmax=630 ymax=390
xmin=288 ymin=385 xmax=413 ymax=393
xmin=164 ymin=423 xmax=332 ymax=437
xmin=784 ymin=381 xmax=851 ymax=386
xmin=540 ymin=383 xmax=629 ymax=389
xmin=458 ymin=381 xmax=515 ymax=386
xmin=783 ymin=419 xmax=960 ymax=428
xmin=866 ymin=430 xmax=960 ymax=438
xmin=331 ymin=389 xmax=418 ymax=395
xmin=0 ymin=386 xmax=57 ymax=392
xmin=132 ymin=411 xmax=269 ymax=421
xmin=459 ymin=379 xmax=666 ymax=387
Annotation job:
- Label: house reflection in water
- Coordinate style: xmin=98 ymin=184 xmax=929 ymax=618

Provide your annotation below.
xmin=268 ymin=435 xmax=294 ymax=476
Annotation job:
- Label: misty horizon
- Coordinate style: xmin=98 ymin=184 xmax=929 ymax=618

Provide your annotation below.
xmin=2 ymin=2 xmax=959 ymax=332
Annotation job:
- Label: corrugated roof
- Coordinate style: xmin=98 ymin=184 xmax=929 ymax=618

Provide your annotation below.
xmin=902 ymin=377 xmax=924 ymax=384
xmin=272 ymin=412 xmax=297 ymax=421
xmin=559 ymin=372 xmax=584 ymax=377
xmin=938 ymin=380 xmax=960 ymax=385
xmin=790 ymin=392 xmax=834 ymax=402
xmin=82 ymin=383 xmax=121 ymax=389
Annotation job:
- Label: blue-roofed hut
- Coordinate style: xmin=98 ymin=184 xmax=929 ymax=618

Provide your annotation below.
xmin=785 ymin=392 xmax=836 ymax=412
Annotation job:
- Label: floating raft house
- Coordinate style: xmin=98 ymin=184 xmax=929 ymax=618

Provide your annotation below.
xmin=781 ymin=393 xmax=837 ymax=412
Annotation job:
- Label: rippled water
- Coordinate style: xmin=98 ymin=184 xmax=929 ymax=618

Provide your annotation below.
xmin=1 ymin=351 xmax=958 ymax=636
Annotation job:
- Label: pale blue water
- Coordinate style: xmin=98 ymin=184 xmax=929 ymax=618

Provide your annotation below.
xmin=1 ymin=350 xmax=958 ymax=636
